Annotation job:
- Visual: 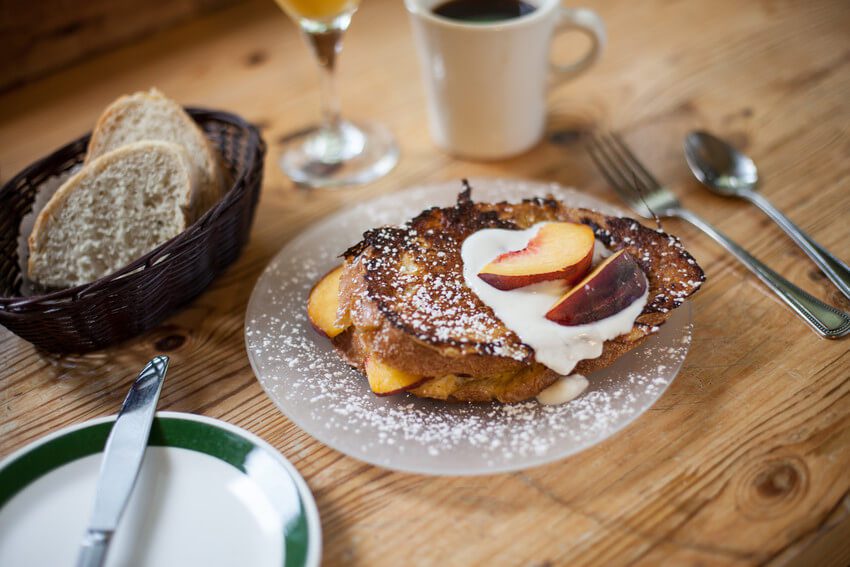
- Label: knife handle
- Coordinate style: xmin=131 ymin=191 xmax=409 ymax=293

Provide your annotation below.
xmin=76 ymin=530 xmax=111 ymax=567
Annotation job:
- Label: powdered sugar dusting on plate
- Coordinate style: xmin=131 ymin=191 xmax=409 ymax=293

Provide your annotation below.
xmin=245 ymin=179 xmax=694 ymax=475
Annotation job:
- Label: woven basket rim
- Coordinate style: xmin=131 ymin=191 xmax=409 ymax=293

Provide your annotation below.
xmin=0 ymin=107 xmax=262 ymax=309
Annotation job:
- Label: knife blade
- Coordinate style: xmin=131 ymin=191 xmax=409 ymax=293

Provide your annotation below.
xmin=75 ymin=355 xmax=169 ymax=567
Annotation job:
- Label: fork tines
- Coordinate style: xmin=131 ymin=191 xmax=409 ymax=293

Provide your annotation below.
xmin=586 ymin=131 xmax=668 ymax=218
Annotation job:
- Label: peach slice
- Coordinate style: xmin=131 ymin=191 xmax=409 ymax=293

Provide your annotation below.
xmin=478 ymin=222 xmax=595 ymax=291
xmin=307 ymin=265 xmax=350 ymax=338
xmin=365 ymin=357 xmax=430 ymax=396
xmin=545 ymin=250 xmax=647 ymax=326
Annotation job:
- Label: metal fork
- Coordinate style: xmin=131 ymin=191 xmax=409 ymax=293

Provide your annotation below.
xmin=587 ymin=131 xmax=850 ymax=339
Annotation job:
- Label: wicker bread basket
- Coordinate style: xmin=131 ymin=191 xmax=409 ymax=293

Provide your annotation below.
xmin=0 ymin=108 xmax=265 ymax=353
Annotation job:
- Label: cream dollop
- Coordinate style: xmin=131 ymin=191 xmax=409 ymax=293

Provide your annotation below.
xmin=461 ymin=222 xmax=648 ymax=376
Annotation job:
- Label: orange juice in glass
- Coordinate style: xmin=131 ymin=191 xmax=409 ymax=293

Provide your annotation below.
xmin=275 ymin=0 xmax=359 ymax=21
xmin=274 ymin=0 xmax=398 ymax=188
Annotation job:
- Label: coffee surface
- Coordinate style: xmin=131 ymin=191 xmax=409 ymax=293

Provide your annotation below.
xmin=432 ymin=0 xmax=536 ymax=23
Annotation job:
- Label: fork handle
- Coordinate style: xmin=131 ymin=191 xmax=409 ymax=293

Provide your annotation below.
xmin=674 ymin=208 xmax=850 ymax=339
xmin=742 ymin=189 xmax=850 ymax=301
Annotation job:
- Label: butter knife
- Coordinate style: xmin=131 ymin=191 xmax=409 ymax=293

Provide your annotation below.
xmin=75 ymin=355 xmax=169 ymax=567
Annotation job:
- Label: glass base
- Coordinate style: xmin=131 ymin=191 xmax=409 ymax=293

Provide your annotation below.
xmin=279 ymin=120 xmax=399 ymax=188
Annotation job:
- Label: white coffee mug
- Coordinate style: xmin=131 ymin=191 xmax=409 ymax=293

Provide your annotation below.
xmin=405 ymin=0 xmax=606 ymax=160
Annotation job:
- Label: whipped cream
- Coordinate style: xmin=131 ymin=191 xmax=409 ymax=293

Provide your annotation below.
xmin=537 ymin=374 xmax=589 ymax=405
xmin=461 ymin=222 xmax=648 ymax=376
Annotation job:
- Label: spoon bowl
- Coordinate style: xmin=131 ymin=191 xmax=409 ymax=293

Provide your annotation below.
xmin=684 ymin=131 xmax=758 ymax=195
xmin=684 ymin=129 xmax=850 ymax=304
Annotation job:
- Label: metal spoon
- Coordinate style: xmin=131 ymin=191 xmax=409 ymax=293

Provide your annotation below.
xmin=684 ymin=130 xmax=850 ymax=301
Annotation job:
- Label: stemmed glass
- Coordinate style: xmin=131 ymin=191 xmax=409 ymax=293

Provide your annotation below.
xmin=274 ymin=0 xmax=399 ymax=188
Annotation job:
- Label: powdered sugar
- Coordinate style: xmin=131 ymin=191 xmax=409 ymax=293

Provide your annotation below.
xmin=245 ymin=179 xmax=695 ymax=475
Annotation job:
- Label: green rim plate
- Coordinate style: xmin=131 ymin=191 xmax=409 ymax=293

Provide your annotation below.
xmin=0 ymin=411 xmax=321 ymax=567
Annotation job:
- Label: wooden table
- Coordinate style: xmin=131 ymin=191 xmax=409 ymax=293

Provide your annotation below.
xmin=2 ymin=1 xmax=849 ymax=564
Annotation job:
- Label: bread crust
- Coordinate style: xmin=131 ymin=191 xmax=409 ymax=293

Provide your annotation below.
xmin=86 ymin=88 xmax=223 ymax=215
xmin=331 ymin=188 xmax=705 ymax=403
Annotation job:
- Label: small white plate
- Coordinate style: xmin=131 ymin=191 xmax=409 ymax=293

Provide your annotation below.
xmin=245 ymin=178 xmax=694 ymax=476
xmin=0 ymin=412 xmax=321 ymax=567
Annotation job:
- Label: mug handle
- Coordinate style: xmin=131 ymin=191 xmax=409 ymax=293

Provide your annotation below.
xmin=551 ymin=7 xmax=606 ymax=81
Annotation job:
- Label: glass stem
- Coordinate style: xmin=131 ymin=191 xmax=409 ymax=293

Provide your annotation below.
xmin=304 ymin=28 xmax=345 ymax=131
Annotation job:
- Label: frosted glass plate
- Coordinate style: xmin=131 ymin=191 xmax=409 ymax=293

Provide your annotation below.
xmin=245 ymin=178 xmax=693 ymax=476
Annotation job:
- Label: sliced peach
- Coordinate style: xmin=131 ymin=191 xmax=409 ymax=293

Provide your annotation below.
xmin=478 ymin=222 xmax=595 ymax=291
xmin=545 ymin=250 xmax=647 ymax=326
xmin=409 ymin=374 xmax=462 ymax=400
xmin=307 ymin=265 xmax=350 ymax=338
xmin=365 ymin=357 xmax=430 ymax=396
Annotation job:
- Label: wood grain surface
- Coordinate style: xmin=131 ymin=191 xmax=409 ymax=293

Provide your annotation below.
xmin=1 ymin=0 xmax=849 ymax=565
xmin=0 ymin=0 xmax=239 ymax=91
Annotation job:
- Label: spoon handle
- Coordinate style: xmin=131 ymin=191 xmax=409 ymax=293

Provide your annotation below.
xmin=742 ymin=190 xmax=850 ymax=301
xmin=674 ymin=208 xmax=850 ymax=339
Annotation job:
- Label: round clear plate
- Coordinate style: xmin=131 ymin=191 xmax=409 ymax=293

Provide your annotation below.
xmin=245 ymin=178 xmax=693 ymax=476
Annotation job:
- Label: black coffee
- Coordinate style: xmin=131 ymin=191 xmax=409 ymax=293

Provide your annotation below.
xmin=432 ymin=0 xmax=536 ymax=23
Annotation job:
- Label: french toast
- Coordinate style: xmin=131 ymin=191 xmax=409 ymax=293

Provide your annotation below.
xmin=311 ymin=186 xmax=704 ymax=403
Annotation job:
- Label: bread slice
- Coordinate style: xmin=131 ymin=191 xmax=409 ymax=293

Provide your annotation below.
xmin=86 ymin=88 xmax=222 ymax=214
xmin=330 ymin=188 xmax=705 ymax=403
xmin=28 ymin=141 xmax=200 ymax=288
